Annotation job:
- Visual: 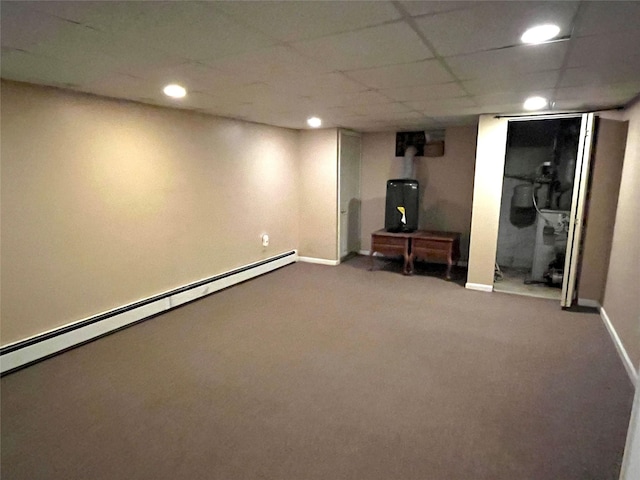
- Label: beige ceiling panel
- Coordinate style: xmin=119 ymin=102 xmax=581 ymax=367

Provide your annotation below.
xmin=380 ymin=82 xmax=467 ymax=102
xmin=214 ymin=1 xmax=401 ymax=42
xmin=0 ymin=49 xmax=104 ymax=87
xmin=414 ymin=1 xmax=578 ymax=56
xmin=18 ymin=22 xmax=175 ymax=81
xmin=344 ymin=59 xmax=453 ymax=89
xmin=398 ymin=1 xmax=479 ymax=17
xmin=292 ymin=22 xmax=431 ymax=71
xmin=332 ymin=101 xmax=415 ymax=117
xmin=560 ymin=62 xmax=640 ymax=88
xmin=575 ymin=1 xmax=640 ymax=37
xmin=446 ymin=42 xmax=567 ymax=81
xmin=406 ymin=96 xmax=476 ymax=113
xmin=26 ymin=1 xmax=153 ymax=32
xmin=88 ymin=2 xmax=276 ymax=62
xmin=555 ymin=85 xmax=640 ymax=105
xmin=475 ymin=90 xmax=554 ymax=107
xmin=0 ymin=4 xmax=72 ymax=51
xmin=202 ymin=46 xmax=332 ymax=85
xmin=265 ymin=72 xmax=370 ymax=96
xmin=307 ymin=91 xmax=391 ymax=109
xmin=463 ymin=70 xmax=560 ymax=95
xmin=567 ymin=31 xmax=640 ymax=68
xmin=118 ymin=61 xmax=242 ymax=97
xmin=78 ymin=73 xmax=161 ymax=101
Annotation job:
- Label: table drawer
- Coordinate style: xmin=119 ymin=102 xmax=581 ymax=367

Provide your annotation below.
xmin=372 ymin=236 xmax=407 ymax=248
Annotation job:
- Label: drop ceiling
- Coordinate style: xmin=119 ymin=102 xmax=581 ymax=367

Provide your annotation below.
xmin=2 ymin=1 xmax=639 ymax=131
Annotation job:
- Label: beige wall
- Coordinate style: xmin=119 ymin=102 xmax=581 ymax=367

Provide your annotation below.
xmin=466 ymin=116 xmax=508 ymax=288
xmin=1 ymin=81 xmax=300 ymax=345
xmin=602 ymin=99 xmax=640 ymax=369
xmin=298 ymin=129 xmax=339 ymax=261
xmin=360 ymin=126 xmax=477 ymax=258
xmin=579 ymin=118 xmax=628 ymax=303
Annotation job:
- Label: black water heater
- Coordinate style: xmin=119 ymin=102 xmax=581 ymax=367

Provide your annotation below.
xmin=385 ymin=179 xmax=419 ymax=233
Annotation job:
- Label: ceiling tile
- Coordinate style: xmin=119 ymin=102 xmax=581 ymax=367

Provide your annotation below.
xmin=136 ymin=4 xmax=277 ymax=62
xmin=344 ymin=59 xmax=453 ymax=89
xmin=567 ymin=31 xmax=640 ymax=68
xmin=36 ymin=1 xmax=276 ymax=62
xmin=265 ymin=72 xmax=369 ymax=97
xmin=380 ymin=82 xmax=467 ymax=102
xmin=554 ymin=85 xmax=640 ymax=107
xmin=414 ymin=1 xmax=578 ymax=56
xmin=463 ymin=70 xmax=560 ymax=95
xmin=475 ymin=90 xmax=554 ymax=108
xmin=560 ymin=61 xmax=640 ymax=88
xmin=446 ymin=42 xmax=567 ymax=81
xmin=398 ymin=1 xmax=479 ymax=17
xmin=406 ymin=97 xmax=476 ymax=113
xmin=16 ymin=21 xmax=176 ymax=80
xmin=292 ymin=22 xmax=432 ymax=71
xmin=575 ymin=1 xmax=640 ymax=37
xmin=0 ymin=4 xmax=74 ymax=51
xmin=214 ymin=1 xmax=401 ymax=42
xmin=203 ymin=46 xmax=332 ymax=85
xmin=306 ymin=91 xmax=391 ymax=109
xmin=0 ymin=48 xmax=104 ymax=87
xmin=331 ymin=101 xmax=415 ymax=117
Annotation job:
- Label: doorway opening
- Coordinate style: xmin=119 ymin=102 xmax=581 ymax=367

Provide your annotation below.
xmin=494 ymin=117 xmax=582 ymax=300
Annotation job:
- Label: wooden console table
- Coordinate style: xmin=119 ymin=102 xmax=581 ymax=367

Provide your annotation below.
xmin=369 ymin=230 xmax=413 ymax=275
xmin=370 ymin=229 xmax=461 ymax=279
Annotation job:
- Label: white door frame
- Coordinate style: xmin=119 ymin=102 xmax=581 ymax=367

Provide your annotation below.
xmin=502 ymin=113 xmax=593 ymax=306
xmin=561 ymin=113 xmax=595 ymax=307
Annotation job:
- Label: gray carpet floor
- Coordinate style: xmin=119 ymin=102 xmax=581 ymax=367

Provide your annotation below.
xmin=1 ymin=256 xmax=634 ymax=479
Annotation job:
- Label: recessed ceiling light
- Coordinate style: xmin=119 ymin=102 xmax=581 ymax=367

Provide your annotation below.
xmin=163 ymin=84 xmax=187 ymax=98
xmin=521 ymin=24 xmax=561 ymax=44
xmin=523 ymin=96 xmax=548 ymax=111
xmin=307 ymin=116 xmax=322 ymax=128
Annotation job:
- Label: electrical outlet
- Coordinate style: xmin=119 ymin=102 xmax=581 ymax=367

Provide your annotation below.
xmin=261 ymin=234 xmax=269 ymax=247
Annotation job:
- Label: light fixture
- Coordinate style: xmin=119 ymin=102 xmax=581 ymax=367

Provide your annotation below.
xmin=307 ymin=116 xmax=322 ymax=128
xmin=523 ymin=96 xmax=548 ymax=111
xmin=521 ymin=24 xmax=560 ymax=44
xmin=163 ymin=84 xmax=187 ymax=98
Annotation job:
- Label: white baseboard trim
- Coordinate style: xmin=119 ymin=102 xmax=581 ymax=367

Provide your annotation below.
xmin=578 ymin=298 xmax=601 ymax=308
xmin=0 ymin=251 xmax=297 ymax=375
xmin=600 ymin=306 xmax=638 ymax=386
xmin=297 ymin=256 xmax=340 ymax=266
xmin=359 ymin=249 xmax=370 ymax=256
xmin=465 ymin=282 xmax=493 ymax=292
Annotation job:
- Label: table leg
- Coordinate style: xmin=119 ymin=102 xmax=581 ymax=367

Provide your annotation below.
xmin=404 ymin=239 xmax=413 ymax=275
xmin=446 ymin=249 xmax=456 ymax=280
xmin=403 ymin=252 xmax=412 ymax=275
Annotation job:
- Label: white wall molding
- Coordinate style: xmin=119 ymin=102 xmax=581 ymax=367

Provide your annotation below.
xmin=297 ymin=256 xmax=340 ymax=266
xmin=600 ymin=306 xmax=638 ymax=385
xmin=465 ymin=282 xmax=494 ymax=292
xmin=0 ymin=251 xmax=297 ymax=375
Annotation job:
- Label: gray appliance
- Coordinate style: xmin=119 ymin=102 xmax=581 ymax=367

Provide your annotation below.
xmin=530 ymin=209 xmax=570 ymax=282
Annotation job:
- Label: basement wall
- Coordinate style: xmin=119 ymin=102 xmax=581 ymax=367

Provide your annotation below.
xmin=602 ymin=98 xmax=640 ymax=371
xmin=0 ymin=81 xmax=300 ymax=345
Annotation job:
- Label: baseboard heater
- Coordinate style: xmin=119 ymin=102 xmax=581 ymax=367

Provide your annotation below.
xmin=0 ymin=251 xmax=297 ymax=376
